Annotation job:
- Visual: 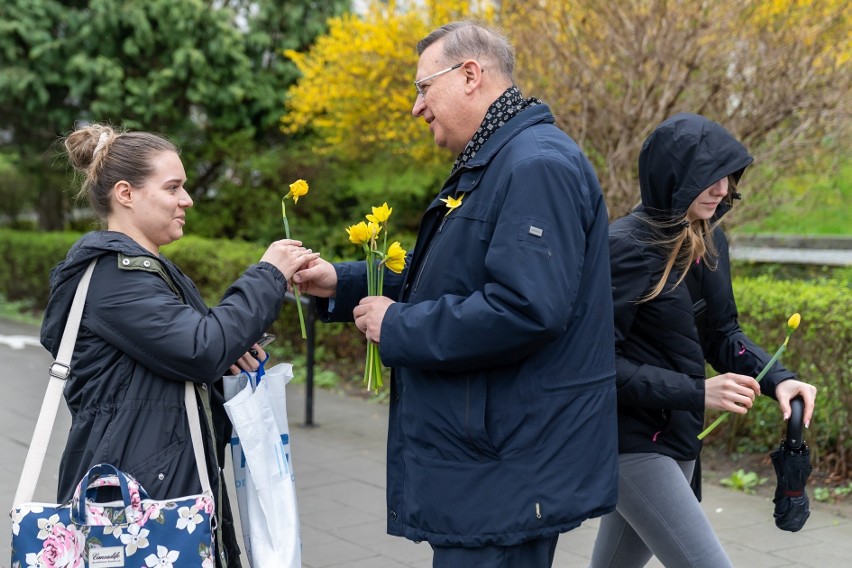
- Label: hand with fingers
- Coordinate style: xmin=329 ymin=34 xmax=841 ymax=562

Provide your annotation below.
xmin=705 ymin=372 xmax=761 ymax=414
xmin=260 ymin=239 xmax=320 ymax=281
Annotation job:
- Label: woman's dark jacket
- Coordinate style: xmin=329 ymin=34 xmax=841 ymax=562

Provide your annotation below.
xmin=40 ymin=231 xmax=289 ymax=566
xmin=609 ymin=113 xmax=796 ymax=462
xmin=323 ymin=104 xmax=618 ymax=547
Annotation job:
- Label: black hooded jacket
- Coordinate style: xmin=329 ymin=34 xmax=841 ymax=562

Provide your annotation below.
xmin=608 ymin=113 xmax=796 ymax=460
xmin=40 ymin=231 xmax=289 ymax=566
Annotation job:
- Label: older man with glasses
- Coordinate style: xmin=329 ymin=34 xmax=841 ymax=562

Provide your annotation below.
xmin=294 ymin=20 xmax=618 ymax=568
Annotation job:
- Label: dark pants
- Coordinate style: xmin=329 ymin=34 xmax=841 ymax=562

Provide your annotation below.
xmin=431 ymin=536 xmax=559 ymax=568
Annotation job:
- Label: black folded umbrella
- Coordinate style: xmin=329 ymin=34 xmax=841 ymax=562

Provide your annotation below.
xmin=770 ymin=396 xmax=812 ymax=532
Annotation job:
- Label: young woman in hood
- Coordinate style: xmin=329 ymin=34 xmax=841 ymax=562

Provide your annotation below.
xmin=40 ymin=123 xmax=319 ymax=567
xmin=589 ymin=113 xmax=817 ymax=567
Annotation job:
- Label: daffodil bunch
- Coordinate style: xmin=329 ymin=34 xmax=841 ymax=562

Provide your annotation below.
xmin=282 ymin=179 xmax=310 ymax=339
xmin=346 ymin=203 xmax=407 ymax=392
xmin=698 ymin=313 xmax=802 ymax=440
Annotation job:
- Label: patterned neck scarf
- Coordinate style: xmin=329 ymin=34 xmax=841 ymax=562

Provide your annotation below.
xmin=451 ymin=86 xmax=542 ymax=174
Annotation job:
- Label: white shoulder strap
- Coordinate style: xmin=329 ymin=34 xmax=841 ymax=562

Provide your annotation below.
xmin=13 ymin=259 xmax=211 ymax=505
xmin=184 ymin=383 xmax=213 ymax=494
xmin=13 ymin=259 xmax=97 ymax=506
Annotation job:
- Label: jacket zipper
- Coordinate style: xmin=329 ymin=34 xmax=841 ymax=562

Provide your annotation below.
xmin=411 ymin=214 xmax=448 ymax=296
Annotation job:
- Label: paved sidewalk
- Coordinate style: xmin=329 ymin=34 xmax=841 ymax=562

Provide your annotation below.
xmin=2 ymin=318 xmax=850 ymax=567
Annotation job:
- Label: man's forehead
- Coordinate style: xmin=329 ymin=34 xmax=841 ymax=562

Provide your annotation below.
xmin=418 ymin=41 xmax=445 ymax=65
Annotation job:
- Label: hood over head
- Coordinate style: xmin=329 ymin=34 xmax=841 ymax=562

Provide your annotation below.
xmin=638 ymin=113 xmax=753 ymax=220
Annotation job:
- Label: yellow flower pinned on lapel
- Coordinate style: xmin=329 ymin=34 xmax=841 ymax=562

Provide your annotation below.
xmin=440 ymin=193 xmax=464 ymax=216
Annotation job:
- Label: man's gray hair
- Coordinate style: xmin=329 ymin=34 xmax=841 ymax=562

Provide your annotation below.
xmin=416 ymin=21 xmax=514 ymax=82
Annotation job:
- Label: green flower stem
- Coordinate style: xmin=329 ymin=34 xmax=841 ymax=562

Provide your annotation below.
xmin=697 ymin=413 xmax=730 ymax=440
xmin=697 ymin=341 xmax=788 ymax=440
xmin=282 ymin=203 xmax=307 ymax=339
xmin=361 ymin=226 xmax=389 ymax=393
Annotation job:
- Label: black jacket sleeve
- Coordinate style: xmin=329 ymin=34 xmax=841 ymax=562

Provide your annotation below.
xmin=700 ymin=231 xmax=796 ymax=400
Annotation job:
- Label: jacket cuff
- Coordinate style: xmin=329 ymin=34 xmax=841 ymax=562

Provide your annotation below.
xmin=256 ymin=261 xmax=288 ymax=287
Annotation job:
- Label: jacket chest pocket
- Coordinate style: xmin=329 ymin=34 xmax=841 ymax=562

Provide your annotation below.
xmin=411 ymin=199 xmax=496 ymax=298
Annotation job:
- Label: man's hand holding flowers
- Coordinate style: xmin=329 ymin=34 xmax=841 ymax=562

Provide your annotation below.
xmin=353 ymin=296 xmax=394 ymax=343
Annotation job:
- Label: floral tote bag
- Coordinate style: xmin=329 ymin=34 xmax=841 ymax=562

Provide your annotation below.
xmin=11 ymin=463 xmax=215 ymax=568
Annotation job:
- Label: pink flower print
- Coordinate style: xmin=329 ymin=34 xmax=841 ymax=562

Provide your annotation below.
xmin=195 ymin=496 xmax=214 ymax=516
xmin=93 ymin=477 xmax=114 ymax=488
xmin=86 ymin=505 xmax=111 ymax=526
xmin=41 ymin=523 xmax=85 ymax=568
xmin=144 ymin=545 xmax=180 ymax=567
xmin=119 ymin=523 xmax=150 ymax=556
xmin=137 ymin=502 xmax=161 ymax=526
xmin=128 ymin=482 xmax=142 ymax=510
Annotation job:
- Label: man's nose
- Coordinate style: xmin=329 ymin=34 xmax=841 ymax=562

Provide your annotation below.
xmin=412 ymin=95 xmax=425 ymax=117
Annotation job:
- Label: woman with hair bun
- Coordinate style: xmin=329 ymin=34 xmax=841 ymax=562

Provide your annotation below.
xmin=590 ymin=113 xmax=817 ymax=567
xmin=40 ymin=123 xmax=319 ymax=567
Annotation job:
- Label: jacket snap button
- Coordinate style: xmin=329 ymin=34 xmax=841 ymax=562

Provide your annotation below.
xmin=389 ymin=510 xmax=397 ymax=520
xmin=158 ymin=473 xmax=165 ymax=480
xmin=122 ymin=259 xmax=130 ymax=266
xmin=143 ymin=260 xmax=151 ymax=267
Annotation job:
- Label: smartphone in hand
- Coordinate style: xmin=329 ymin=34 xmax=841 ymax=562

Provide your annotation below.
xmin=257 ymin=333 xmax=276 ymax=348
xmin=250 ymin=333 xmax=276 ymax=357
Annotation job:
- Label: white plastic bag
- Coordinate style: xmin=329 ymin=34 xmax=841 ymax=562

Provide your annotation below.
xmin=223 ymin=362 xmax=301 ymax=568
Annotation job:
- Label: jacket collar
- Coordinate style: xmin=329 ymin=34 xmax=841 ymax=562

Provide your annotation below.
xmin=434 ymin=103 xmax=556 ymax=205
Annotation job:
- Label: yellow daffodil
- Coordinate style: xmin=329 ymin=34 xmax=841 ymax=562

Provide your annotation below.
xmin=383 ymin=241 xmax=407 ymax=274
xmin=440 ymin=193 xmax=464 ymax=216
xmin=346 ymin=222 xmax=370 ymax=245
xmin=787 ymin=313 xmax=801 ymax=331
xmin=281 ymin=179 xmax=310 ymax=338
xmin=287 ymin=179 xmax=309 ymax=204
xmin=367 ymin=221 xmax=382 ymax=241
xmin=367 ymin=202 xmax=392 ymax=224
xmin=344 ymin=202 xmax=407 ymax=393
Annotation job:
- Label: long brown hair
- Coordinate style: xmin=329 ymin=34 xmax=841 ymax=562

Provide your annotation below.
xmin=639 ymin=176 xmax=738 ymax=303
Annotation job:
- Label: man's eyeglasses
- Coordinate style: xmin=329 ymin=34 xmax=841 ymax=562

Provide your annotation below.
xmin=414 ymin=63 xmax=463 ymax=99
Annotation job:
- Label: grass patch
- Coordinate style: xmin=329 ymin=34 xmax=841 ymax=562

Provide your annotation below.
xmin=0 ymin=295 xmax=42 ymax=326
xmin=737 ymin=161 xmax=851 ymax=236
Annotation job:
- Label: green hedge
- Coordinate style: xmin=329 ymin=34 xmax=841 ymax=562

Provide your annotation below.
xmin=1 ymin=229 xmax=849 ymax=477
xmin=703 ymin=275 xmax=851 ymax=479
xmin=0 ymin=230 xmax=81 ymax=308
xmin=0 ymin=228 xmax=364 ymax=382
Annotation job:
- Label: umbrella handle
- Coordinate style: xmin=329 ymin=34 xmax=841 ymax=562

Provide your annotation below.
xmin=785 ymin=396 xmax=805 ymax=451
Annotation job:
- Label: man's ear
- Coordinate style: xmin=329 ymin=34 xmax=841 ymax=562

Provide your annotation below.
xmin=113 ymin=180 xmax=133 ymax=208
xmin=462 ymin=59 xmax=484 ymax=94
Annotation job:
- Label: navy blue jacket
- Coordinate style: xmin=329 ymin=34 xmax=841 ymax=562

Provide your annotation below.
xmin=609 ymin=113 xmax=796 ymax=461
xmin=325 ymin=104 xmax=618 ymax=546
xmin=41 ymin=231 xmax=288 ymax=566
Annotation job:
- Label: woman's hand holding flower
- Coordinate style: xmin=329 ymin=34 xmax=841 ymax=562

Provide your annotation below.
xmin=704 ymin=373 xmax=760 ymax=414
xmin=698 ymin=312 xmax=804 ymax=440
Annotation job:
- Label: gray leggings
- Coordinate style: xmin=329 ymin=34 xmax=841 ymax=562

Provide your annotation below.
xmin=589 ymin=452 xmax=733 ymax=568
